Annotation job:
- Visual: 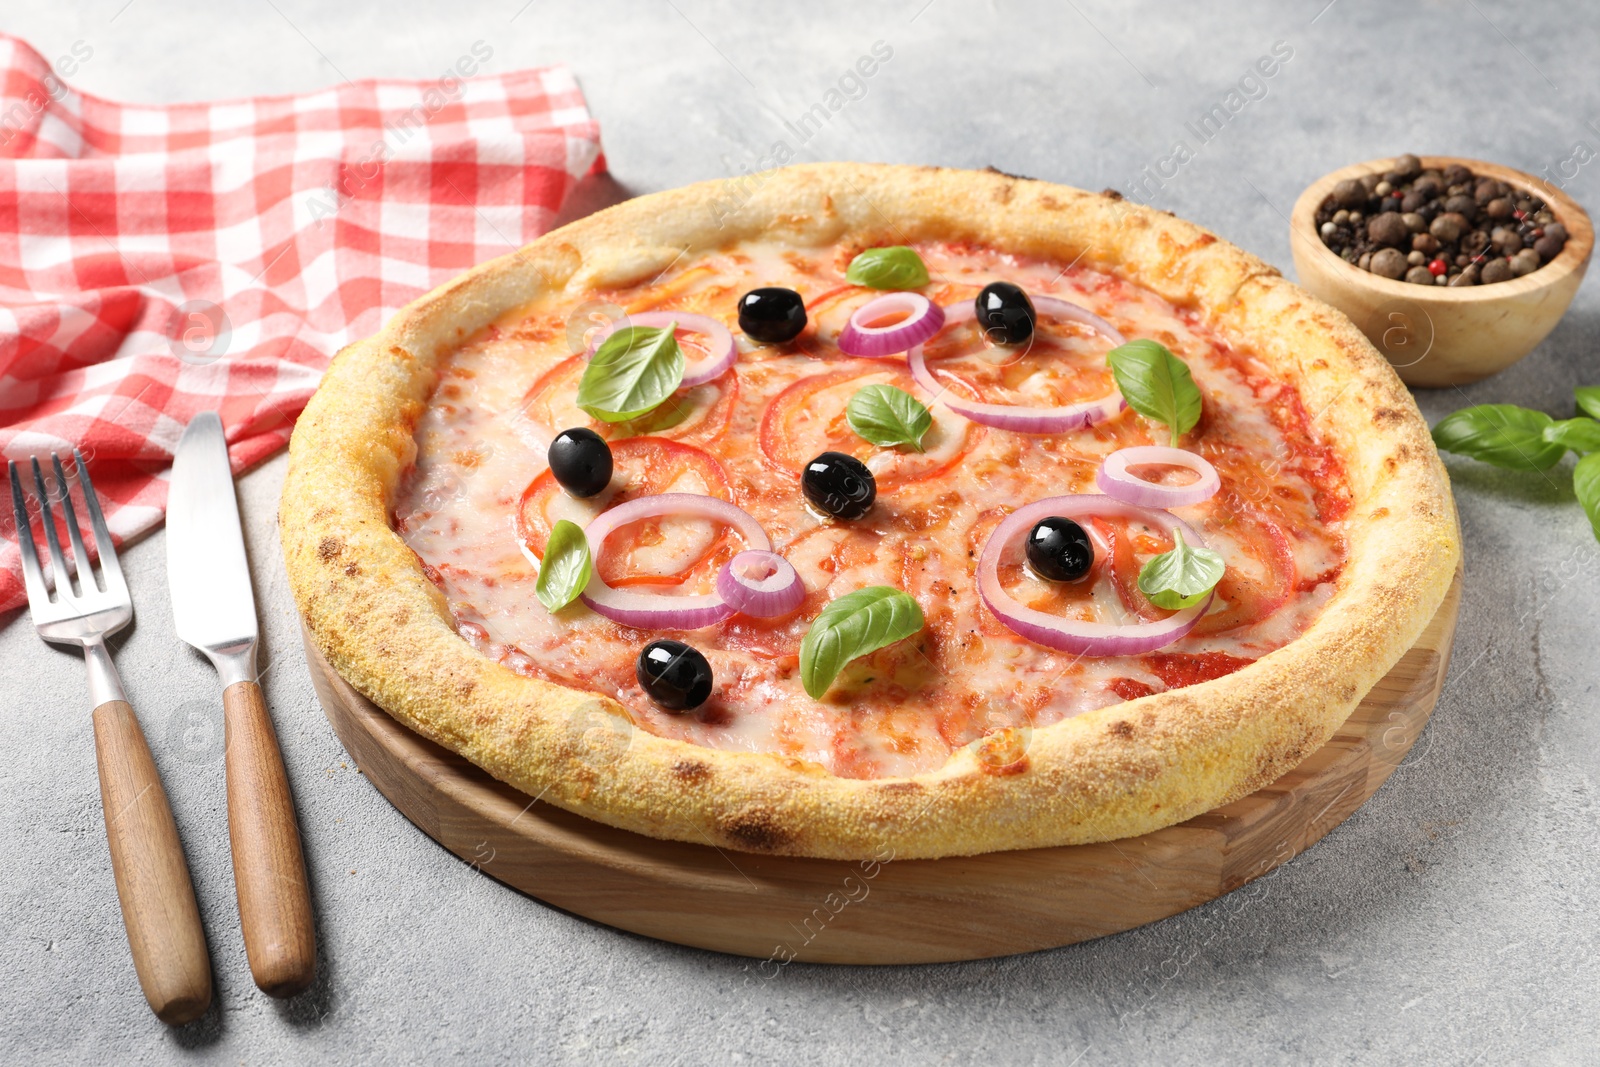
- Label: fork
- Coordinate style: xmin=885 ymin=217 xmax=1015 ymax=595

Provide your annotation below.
xmin=8 ymin=451 xmax=213 ymax=1025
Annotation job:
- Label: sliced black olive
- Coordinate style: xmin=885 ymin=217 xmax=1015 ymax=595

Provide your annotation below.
xmin=547 ymin=427 xmax=612 ymax=498
xmin=975 ymin=281 xmax=1037 ymax=346
xmin=802 ymin=451 xmax=876 ymax=520
xmin=1026 ymin=516 xmax=1093 ymax=582
xmin=636 ymin=639 xmax=713 ymax=711
xmin=738 ymin=287 xmax=807 ymax=343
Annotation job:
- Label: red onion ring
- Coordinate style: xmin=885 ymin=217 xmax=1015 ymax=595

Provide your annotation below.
xmin=908 ymin=294 xmax=1127 ymax=434
xmin=839 ymin=292 xmax=946 ymax=358
xmin=587 ymin=311 xmax=736 ymax=387
xmin=580 ymin=493 xmax=770 ymax=629
xmin=1096 ymin=446 xmax=1221 ymax=508
xmin=978 ymin=494 xmax=1213 ymax=656
xmin=716 ymin=550 xmax=805 ymax=618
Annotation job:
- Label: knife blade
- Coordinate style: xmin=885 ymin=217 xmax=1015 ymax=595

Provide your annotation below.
xmin=167 ymin=411 xmax=317 ymax=999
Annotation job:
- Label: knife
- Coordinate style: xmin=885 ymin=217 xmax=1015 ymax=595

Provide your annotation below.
xmin=167 ymin=411 xmax=316 ymax=999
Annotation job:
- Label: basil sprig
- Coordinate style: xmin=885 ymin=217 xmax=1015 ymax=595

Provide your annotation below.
xmin=1576 ymin=453 xmax=1600 ymax=540
xmin=1432 ymin=386 xmax=1600 ymax=545
xmin=1576 ymin=386 xmax=1600 ymax=422
xmin=1430 ymin=404 xmax=1568 ymax=470
xmin=1107 ymin=340 xmax=1202 ymax=446
xmin=846 ymin=384 xmax=932 ymax=451
xmin=535 ymin=519 xmax=593 ymax=612
xmin=576 ymin=323 xmax=684 ymax=423
xmin=1136 ymin=530 xmax=1225 ymax=610
xmin=845 ymin=246 xmax=929 ymax=290
xmin=799 ymin=586 xmax=924 ymax=699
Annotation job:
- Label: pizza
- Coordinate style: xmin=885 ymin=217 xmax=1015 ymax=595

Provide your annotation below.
xmin=282 ymin=163 xmax=1459 ymax=860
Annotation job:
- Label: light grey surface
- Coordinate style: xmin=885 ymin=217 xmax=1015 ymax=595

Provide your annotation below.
xmin=3 ymin=2 xmax=1598 ymax=1063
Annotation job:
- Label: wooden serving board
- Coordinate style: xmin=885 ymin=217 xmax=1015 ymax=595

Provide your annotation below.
xmin=304 ymin=574 xmax=1461 ymax=965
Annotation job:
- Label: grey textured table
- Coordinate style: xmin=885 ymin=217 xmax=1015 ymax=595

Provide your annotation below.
xmin=3 ymin=2 xmax=1598 ymax=1063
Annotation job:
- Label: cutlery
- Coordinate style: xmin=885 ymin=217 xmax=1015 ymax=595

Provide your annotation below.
xmin=8 ymin=452 xmax=213 ymax=1025
xmin=167 ymin=412 xmax=316 ymax=998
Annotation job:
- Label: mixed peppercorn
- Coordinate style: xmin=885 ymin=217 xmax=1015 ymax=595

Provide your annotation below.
xmin=1314 ymin=153 xmax=1569 ymax=286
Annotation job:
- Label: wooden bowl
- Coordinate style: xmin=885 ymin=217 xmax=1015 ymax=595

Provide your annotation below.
xmin=1290 ymin=155 xmax=1592 ymax=388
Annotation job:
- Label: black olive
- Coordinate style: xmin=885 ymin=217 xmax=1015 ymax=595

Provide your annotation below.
xmin=636 ymin=639 xmax=713 ymax=711
xmin=802 ymin=451 xmax=876 ymax=520
xmin=1026 ymin=516 xmax=1093 ymax=582
xmin=738 ymin=287 xmax=807 ymax=343
xmin=975 ymin=281 xmax=1036 ymax=346
xmin=547 ymin=427 xmax=613 ymax=498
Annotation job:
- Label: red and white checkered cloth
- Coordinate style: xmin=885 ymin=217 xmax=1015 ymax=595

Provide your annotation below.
xmin=0 ymin=33 xmax=603 ymax=613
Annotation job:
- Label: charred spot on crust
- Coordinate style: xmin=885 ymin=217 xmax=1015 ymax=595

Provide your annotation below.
xmin=1373 ymin=407 xmax=1406 ymax=425
xmin=723 ymin=812 xmax=791 ymax=852
xmin=318 ymin=536 xmax=345 ymax=562
xmin=343 ymin=562 xmax=361 ymax=576
xmin=1108 ymin=720 xmax=1135 ymax=740
xmin=877 ymin=780 xmax=922 ymax=794
xmin=671 ymin=760 xmax=713 ymax=785
xmin=1100 ymin=188 xmax=1125 ymax=201
xmin=1194 ymin=234 xmax=1216 ymax=248
xmin=985 ymin=165 xmax=1035 ymax=182
xmin=1039 ymin=195 xmax=1063 ymax=211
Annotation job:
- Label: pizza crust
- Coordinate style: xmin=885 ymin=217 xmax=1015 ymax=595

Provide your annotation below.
xmin=282 ymin=163 xmax=1459 ymax=859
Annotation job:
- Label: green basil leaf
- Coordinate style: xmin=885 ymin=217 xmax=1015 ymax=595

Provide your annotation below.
xmin=1575 ymin=386 xmax=1600 ymax=423
xmin=1107 ymin=339 xmax=1203 ymax=447
xmin=535 ymin=519 xmax=592 ymax=612
xmin=1136 ymin=530 xmax=1225 ymax=611
xmin=1575 ymin=452 xmax=1600 ymax=544
xmin=799 ymin=586 xmax=924 ymax=699
xmin=1431 ymin=404 xmax=1566 ymax=470
xmin=576 ymin=323 xmax=684 ymax=423
xmin=1544 ymin=417 xmax=1600 ymax=455
xmin=845 ymin=246 xmax=929 ymax=290
xmin=846 ymin=384 xmax=932 ymax=451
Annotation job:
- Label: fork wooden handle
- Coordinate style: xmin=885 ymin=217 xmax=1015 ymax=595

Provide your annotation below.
xmin=223 ymin=679 xmax=316 ymax=998
xmin=92 ymin=700 xmax=213 ymax=1025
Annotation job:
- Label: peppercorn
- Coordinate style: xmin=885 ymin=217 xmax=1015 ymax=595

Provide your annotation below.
xmin=1481 ymin=258 xmax=1513 ymax=284
xmin=1534 ymin=234 xmax=1566 ymax=260
xmin=1404 ymin=265 xmax=1434 ymax=285
xmin=1412 ymin=233 xmax=1439 ymax=255
xmin=1368 ymin=213 xmax=1410 ymax=247
xmin=1332 ymin=179 xmax=1366 ymax=209
xmin=1510 ymin=248 xmax=1542 ymax=276
xmin=1370 ymin=248 xmax=1408 ymax=279
xmin=1429 ymin=213 xmax=1466 ymax=243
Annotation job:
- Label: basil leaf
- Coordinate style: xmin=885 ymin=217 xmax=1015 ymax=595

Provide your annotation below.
xmin=1575 ymin=453 xmax=1600 ymax=544
xmin=799 ymin=586 xmax=924 ymax=699
xmin=1576 ymin=386 xmax=1600 ymax=423
xmin=1136 ymin=530 xmax=1225 ymax=611
xmin=845 ymin=246 xmax=929 ymax=290
xmin=846 ymin=384 xmax=932 ymax=451
xmin=1107 ymin=339 xmax=1202 ymax=447
xmin=1544 ymin=417 xmax=1600 ymax=455
xmin=576 ymin=323 xmax=684 ymax=423
xmin=535 ymin=519 xmax=592 ymax=612
xmin=1431 ymin=404 xmax=1566 ymax=470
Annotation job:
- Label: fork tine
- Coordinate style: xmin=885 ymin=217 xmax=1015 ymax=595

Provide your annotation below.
xmin=73 ymin=448 xmax=126 ymax=593
xmin=52 ymin=452 xmax=99 ymax=594
xmin=8 ymin=461 xmax=52 ymax=607
xmin=31 ymin=456 xmax=74 ymax=600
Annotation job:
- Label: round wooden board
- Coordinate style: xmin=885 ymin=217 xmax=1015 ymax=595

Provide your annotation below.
xmin=303 ymin=574 xmax=1461 ymax=965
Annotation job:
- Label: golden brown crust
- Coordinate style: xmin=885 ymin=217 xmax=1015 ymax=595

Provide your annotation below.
xmin=281 ymin=163 xmax=1459 ymax=859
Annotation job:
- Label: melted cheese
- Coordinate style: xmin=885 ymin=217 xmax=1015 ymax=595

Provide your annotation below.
xmin=395 ymin=241 xmax=1347 ymax=779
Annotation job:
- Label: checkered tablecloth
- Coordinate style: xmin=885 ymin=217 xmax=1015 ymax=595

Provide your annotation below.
xmin=0 ymin=32 xmax=603 ymax=612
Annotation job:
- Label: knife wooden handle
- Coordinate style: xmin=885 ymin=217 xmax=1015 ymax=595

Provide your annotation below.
xmin=223 ymin=679 xmax=316 ymax=998
xmin=92 ymin=699 xmax=214 ymax=1025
